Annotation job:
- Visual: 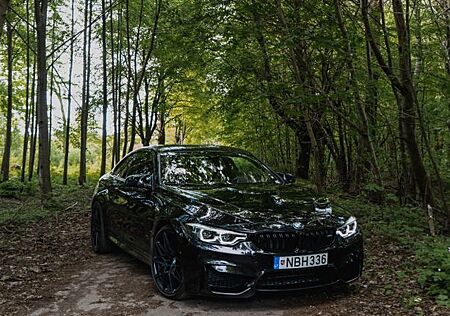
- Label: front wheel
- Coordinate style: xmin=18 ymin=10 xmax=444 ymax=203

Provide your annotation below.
xmin=151 ymin=225 xmax=187 ymax=300
xmin=91 ymin=202 xmax=112 ymax=254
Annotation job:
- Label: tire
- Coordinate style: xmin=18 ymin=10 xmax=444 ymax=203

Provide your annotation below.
xmin=151 ymin=225 xmax=188 ymax=300
xmin=91 ymin=202 xmax=112 ymax=254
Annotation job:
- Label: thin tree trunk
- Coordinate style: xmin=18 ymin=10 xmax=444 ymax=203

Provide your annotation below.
xmin=109 ymin=0 xmax=117 ymax=168
xmin=1 ymin=20 xmax=13 ymax=182
xmin=122 ymin=0 xmax=132 ymax=156
xmin=158 ymin=105 xmax=165 ymax=145
xmin=128 ymin=0 xmax=145 ymax=153
xmin=79 ymin=0 xmax=92 ymax=185
xmin=29 ymin=58 xmax=37 ymax=181
xmin=0 ymin=0 xmax=9 ymax=36
xmin=63 ymin=0 xmax=75 ymax=185
xmin=21 ymin=0 xmax=31 ymax=182
xmin=116 ymin=2 xmax=122 ymax=161
xmin=100 ymin=0 xmax=108 ymax=176
xmin=49 ymin=15 xmax=56 ymax=160
xmin=35 ymin=0 xmax=52 ymax=196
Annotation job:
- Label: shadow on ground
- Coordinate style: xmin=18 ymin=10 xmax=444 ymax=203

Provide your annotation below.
xmin=28 ymin=247 xmax=358 ymax=316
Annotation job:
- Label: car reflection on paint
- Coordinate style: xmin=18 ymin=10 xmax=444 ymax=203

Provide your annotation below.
xmin=91 ymin=145 xmax=363 ymax=299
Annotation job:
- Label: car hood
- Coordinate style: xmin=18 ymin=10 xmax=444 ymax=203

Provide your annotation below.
xmin=162 ymin=184 xmax=350 ymax=232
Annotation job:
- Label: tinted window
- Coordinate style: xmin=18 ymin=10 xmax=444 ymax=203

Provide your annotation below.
xmin=112 ymin=151 xmax=154 ymax=179
xmin=113 ymin=156 xmax=132 ymax=178
xmin=160 ymin=152 xmax=276 ymax=186
xmin=125 ymin=151 xmax=154 ymax=178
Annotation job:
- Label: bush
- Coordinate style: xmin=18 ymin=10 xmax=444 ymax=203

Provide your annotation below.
xmin=417 ymin=238 xmax=450 ymax=307
xmin=0 ymin=180 xmax=36 ymax=198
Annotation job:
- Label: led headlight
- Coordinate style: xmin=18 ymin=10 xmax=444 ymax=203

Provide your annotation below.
xmin=186 ymin=223 xmax=247 ymax=246
xmin=336 ymin=216 xmax=357 ymax=238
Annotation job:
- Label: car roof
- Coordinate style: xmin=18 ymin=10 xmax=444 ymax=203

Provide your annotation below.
xmin=139 ymin=144 xmax=249 ymax=154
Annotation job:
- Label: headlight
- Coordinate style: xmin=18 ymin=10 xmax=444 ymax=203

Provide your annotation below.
xmin=186 ymin=223 xmax=247 ymax=246
xmin=336 ymin=216 xmax=357 ymax=238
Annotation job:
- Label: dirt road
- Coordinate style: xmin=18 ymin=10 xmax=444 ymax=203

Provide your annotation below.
xmin=25 ymin=249 xmax=379 ymax=316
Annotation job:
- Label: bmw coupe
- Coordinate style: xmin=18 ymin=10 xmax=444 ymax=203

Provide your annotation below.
xmin=91 ymin=145 xmax=363 ymax=299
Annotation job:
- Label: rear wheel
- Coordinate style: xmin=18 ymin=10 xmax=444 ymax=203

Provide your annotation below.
xmin=151 ymin=225 xmax=187 ymax=299
xmin=91 ymin=202 xmax=112 ymax=254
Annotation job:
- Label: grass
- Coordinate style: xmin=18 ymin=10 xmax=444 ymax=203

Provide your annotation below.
xmin=0 ymin=178 xmax=94 ymax=225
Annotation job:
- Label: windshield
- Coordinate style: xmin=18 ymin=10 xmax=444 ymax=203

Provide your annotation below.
xmin=160 ymin=152 xmax=277 ymax=186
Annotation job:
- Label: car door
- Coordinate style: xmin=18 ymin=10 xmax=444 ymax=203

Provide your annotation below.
xmin=106 ymin=154 xmax=133 ymax=241
xmin=115 ymin=150 xmax=158 ymax=258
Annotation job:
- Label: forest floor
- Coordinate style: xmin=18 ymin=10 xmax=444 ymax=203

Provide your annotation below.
xmin=0 ymin=186 xmax=448 ymax=315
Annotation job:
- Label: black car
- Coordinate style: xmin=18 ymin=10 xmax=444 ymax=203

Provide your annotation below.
xmin=91 ymin=145 xmax=363 ymax=299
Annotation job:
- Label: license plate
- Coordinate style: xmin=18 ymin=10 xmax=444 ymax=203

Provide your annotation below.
xmin=274 ymin=253 xmax=328 ymax=270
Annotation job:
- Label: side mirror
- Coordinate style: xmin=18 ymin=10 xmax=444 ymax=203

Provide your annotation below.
xmin=125 ymin=174 xmax=154 ymax=191
xmin=277 ymin=172 xmax=295 ymax=184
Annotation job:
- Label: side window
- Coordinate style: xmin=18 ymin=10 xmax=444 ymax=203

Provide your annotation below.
xmin=112 ymin=156 xmax=132 ymax=179
xmin=124 ymin=151 xmax=155 ymax=178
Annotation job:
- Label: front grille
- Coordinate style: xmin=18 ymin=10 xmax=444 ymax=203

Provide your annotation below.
xmin=256 ymin=267 xmax=334 ymax=290
xmin=207 ymin=268 xmax=252 ymax=293
xmin=250 ymin=232 xmax=298 ymax=252
xmin=250 ymin=228 xmax=335 ymax=252
xmin=299 ymin=229 xmax=336 ymax=250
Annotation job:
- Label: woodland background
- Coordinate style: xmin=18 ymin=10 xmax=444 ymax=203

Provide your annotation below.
xmin=0 ymin=0 xmax=449 ymax=309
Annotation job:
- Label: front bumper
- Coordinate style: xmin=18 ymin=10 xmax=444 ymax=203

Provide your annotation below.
xmin=179 ymin=233 xmax=363 ymax=297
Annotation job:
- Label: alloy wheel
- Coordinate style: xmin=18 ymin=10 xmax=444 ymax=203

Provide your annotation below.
xmin=152 ymin=229 xmax=183 ymax=296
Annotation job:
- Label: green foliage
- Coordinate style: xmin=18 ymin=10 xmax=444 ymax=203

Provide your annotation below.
xmin=417 ymin=238 xmax=450 ymax=307
xmin=363 ymin=183 xmax=384 ymax=194
xmin=0 ymin=179 xmax=36 ymax=198
xmin=0 ymin=181 xmax=94 ymax=225
xmin=335 ymin=195 xmax=450 ymax=307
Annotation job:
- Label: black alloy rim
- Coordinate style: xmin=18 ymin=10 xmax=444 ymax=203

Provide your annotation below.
xmin=152 ymin=229 xmax=183 ymax=295
xmin=91 ymin=206 xmax=100 ymax=248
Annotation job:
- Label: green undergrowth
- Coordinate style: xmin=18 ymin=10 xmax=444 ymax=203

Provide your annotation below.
xmin=0 ymin=178 xmax=94 ymax=225
xmin=333 ymin=194 xmax=450 ymax=308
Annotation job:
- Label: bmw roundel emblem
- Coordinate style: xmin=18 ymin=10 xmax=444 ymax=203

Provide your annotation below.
xmin=292 ymin=222 xmax=303 ymax=229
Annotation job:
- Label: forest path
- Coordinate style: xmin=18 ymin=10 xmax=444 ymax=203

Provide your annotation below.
xmin=27 ymin=249 xmax=357 ymax=316
xmin=1 ymin=207 xmax=444 ymax=315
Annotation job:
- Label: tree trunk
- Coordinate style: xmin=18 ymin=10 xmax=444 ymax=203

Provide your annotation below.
xmin=100 ymin=0 xmax=108 ymax=176
xmin=122 ymin=0 xmax=132 ymax=157
xmin=158 ymin=104 xmax=165 ymax=145
xmin=29 ymin=58 xmax=37 ymax=181
xmin=109 ymin=0 xmax=117 ymax=168
xmin=79 ymin=0 xmax=92 ymax=185
xmin=1 ymin=20 xmax=13 ymax=182
xmin=252 ymin=7 xmax=310 ymax=180
xmin=35 ymin=0 xmax=52 ymax=197
xmin=392 ymin=0 xmax=433 ymax=206
xmin=295 ymin=124 xmax=311 ymax=179
xmin=0 ymin=0 xmax=9 ymax=36
xmin=362 ymin=0 xmax=433 ymax=205
xmin=48 ymin=15 xmax=55 ymax=160
xmin=21 ymin=0 xmax=31 ymax=182
xmin=63 ymin=0 xmax=75 ymax=185
xmin=116 ymin=2 xmax=122 ymax=161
